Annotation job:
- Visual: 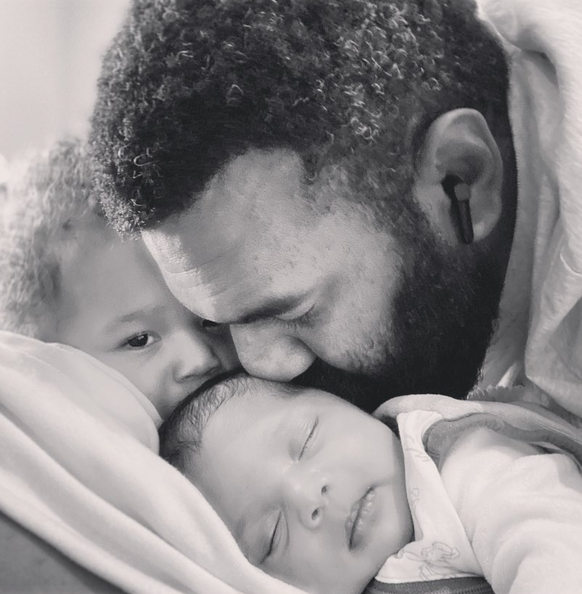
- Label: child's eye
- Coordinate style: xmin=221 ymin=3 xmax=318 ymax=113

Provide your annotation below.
xmin=125 ymin=332 xmax=155 ymax=349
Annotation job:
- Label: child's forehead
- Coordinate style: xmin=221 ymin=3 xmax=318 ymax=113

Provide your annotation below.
xmin=57 ymin=232 xmax=170 ymax=323
xmin=59 ymin=227 xmax=117 ymax=284
xmin=59 ymin=215 xmax=114 ymax=258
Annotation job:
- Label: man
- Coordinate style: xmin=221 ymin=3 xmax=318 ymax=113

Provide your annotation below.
xmin=91 ymin=0 xmax=582 ymax=420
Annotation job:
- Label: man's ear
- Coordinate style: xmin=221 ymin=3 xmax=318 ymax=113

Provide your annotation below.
xmin=414 ymin=108 xmax=503 ymax=244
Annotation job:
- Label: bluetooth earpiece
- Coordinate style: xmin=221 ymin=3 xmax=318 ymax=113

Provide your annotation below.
xmin=442 ymin=175 xmax=474 ymax=244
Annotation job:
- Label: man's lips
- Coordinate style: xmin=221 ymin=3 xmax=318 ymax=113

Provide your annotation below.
xmin=346 ymin=488 xmax=376 ymax=549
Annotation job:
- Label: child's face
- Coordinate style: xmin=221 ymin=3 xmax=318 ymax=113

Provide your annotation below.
xmin=188 ymin=384 xmax=412 ymax=594
xmin=55 ymin=226 xmax=239 ymax=419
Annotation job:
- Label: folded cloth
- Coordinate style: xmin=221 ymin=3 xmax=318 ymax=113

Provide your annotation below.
xmin=476 ymin=0 xmax=582 ymax=420
xmin=375 ymin=390 xmax=582 ymax=594
xmin=0 ymin=331 xmax=303 ymax=594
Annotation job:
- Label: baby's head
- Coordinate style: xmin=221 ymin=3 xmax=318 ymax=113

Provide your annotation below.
xmin=0 ymin=139 xmax=238 ymax=418
xmin=160 ymin=373 xmax=412 ymax=594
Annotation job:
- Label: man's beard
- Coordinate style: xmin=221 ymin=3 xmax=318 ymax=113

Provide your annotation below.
xmin=293 ymin=213 xmax=504 ymax=413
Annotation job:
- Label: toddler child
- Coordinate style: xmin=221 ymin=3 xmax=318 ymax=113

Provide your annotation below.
xmin=0 ymin=139 xmax=239 ymax=419
xmin=159 ymin=372 xmax=582 ymax=594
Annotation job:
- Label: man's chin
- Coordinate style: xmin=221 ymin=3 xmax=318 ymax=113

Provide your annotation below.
xmin=291 ymin=339 xmax=487 ymax=413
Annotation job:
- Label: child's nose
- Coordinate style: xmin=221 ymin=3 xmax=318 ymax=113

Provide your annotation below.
xmin=172 ymin=331 xmax=222 ymax=383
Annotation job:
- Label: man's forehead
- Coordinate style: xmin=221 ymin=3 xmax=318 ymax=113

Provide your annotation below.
xmin=144 ymin=148 xmax=311 ymax=254
xmin=142 ymin=232 xmax=250 ymax=319
xmin=142 ymin=220 xmax=309 ymax=325
xmin=142 ymin=149 xmax=330 ymax=317
xmin=142 ymin=213 xmax=237 ymax=275
xmin=214 ymin=148 xmax=305 ymax=198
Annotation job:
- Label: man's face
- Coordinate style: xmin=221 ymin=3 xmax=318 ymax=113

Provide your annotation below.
xmin=143 ymin=149 xmax=499 ymax=411
xmin=187 ymin=382 xmax=411 ymax=594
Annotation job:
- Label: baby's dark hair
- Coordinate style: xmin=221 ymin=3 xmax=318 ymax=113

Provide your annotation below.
xmin=160 ymin=371 xmax=310 ymax=471
xmin=159 ymin=371 xmax=248 ymax=471
xmin=159 ymin=371 xmax=401 ymax=474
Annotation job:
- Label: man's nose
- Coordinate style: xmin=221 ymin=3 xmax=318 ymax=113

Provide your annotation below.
xmin=230 ymin=324 xmax=315 ymax=381
xmin=284 ymin=467 xmax=329 ymax=530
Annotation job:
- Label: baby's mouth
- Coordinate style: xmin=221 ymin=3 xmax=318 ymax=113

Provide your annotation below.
xmin=345 ymin=487 xmax=376 ymax=549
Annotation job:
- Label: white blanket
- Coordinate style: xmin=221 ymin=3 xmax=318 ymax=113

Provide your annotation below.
xmin=378 ymin=394 xmax=582 ymax=594
xmin=477 ymin=0 xmax=582 ymax=421
xmin=0 ymin=331 xmax=303 ymax=594
xmin=2 ymin=1 xmax=581 ymax=592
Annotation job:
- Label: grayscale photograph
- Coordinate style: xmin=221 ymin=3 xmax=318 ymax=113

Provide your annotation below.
xmin=1 ymin=1 xmax=581 ymax=593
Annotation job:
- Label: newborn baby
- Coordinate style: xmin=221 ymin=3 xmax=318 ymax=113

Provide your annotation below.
xmin=160 ymin=372 xmax=582 ymax=594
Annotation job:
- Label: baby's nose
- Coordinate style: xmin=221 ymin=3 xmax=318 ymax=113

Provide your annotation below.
xmin=285 ymin=469 xmax=329 ymax=530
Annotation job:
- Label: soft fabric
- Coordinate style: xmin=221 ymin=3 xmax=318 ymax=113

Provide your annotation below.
xmin=374 ymin=393 xmax=582 ymax=594
xmin=364 ymin=576 xmax=493 ymax=594
xmin=378 ymin=410 xmax=482 ymax=583
xmin=0 ymin=331 xmax=303 ymax=594
xmin=475 ymin=0 xmax=582 ymax=423
xmin=2 ymin=1 xmax=581 ymax=592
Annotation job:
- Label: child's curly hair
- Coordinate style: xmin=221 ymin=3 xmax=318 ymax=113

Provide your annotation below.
xmin=0 ymin=139 xmax=101 ymax=339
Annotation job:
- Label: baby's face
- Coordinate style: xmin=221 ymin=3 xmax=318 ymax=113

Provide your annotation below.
xmin=55 ymin=225 xmax=239 ymax=419
xmin=188 ymin=383 xmax=412 ymax=594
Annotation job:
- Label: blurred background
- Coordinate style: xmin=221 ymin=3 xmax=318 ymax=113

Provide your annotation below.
xmin=0 ymin=0 xmax=131 ymax=173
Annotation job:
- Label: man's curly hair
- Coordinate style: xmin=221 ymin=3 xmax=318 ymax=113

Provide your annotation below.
xmin=91 ymin=0 xmax=509 ymax=234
